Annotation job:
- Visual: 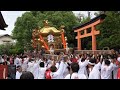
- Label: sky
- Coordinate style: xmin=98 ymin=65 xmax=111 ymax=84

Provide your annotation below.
xmin=0 ymin=11 xmax=97 ymax=35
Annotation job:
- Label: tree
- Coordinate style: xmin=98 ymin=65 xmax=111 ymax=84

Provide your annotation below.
xmin=12 ymin=11 xmax=80 ymax=52
xmin=12 ymin=12 xmax=38 ymax=53
xmin=96 ymin=11 xmax=120 ymax=50
xmin=76 ymin=12 xmax=91 ymax=49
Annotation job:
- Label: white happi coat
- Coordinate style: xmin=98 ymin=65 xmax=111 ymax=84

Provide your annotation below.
xmin=50 ymin=61 xmax=64 ymax=79
xmin=14 ymin=58 xmax=21 ymax=67
xmin=88 ymin=62 xmax=101 ymax=79
xmin=78 ymin=59 xmax=89 ymax=78
xmin=45 ymin=59 xmax=53 ymax=69
xmin=101 ymin=61 xmax=114 ymax=79
xmin=113 ymin=64 xmax=119 ymax=79
xmin=32 ymin=60 xmax=40 ymax=79
xmin=16 ymin=71 xmax=22 ymax=79
xmin=37 ymin=67 xmax=47 ymax=79
xmin=64 ymin=72 xmax=87 ymax=79
xmin=55 ymin=62 xmax=60 ymax=69
xmin=63 ymin=62 xmax=69 ymax=78
xmin=27 ymin=61 xmax=34 ymax=73
xmin=22 ymin=58 xmax=29 ymax=71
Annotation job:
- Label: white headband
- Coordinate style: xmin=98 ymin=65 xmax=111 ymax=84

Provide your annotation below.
xmin=117 ymin=57 xmax=120 ymax=62
xmin=88 ymin=62 xmax=95 ymax=65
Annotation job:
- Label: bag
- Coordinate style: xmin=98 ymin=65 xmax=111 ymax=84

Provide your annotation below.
xmin=45 ymin=69 xmax=52 ymax=79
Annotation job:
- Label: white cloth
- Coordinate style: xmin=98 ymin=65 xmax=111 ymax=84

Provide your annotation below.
xmin=101 ymin=61 xmax=114 ymax=79
xmin=55 ymin=63 xmax=60 ymax=69
xmin=38 ymin=67 xmax=46 ymax=79
xmin=32 ymin=61 xmax=40 ymax=79
xmin=47 ymin=34 xmax=54 ymax=42
xmin=50 ymin=61 xmax=64 ymax=79
xmin=88 ymin=62 xmax=101 ymax=79
xmin=113 ymin=64 xmax=119 ymax=79
xmin=27 ymin=61 xmax=34 ymax=73
xmin=63 ymin=62 xmax=69 ymax=78
xmin=117 ymin=57 xmax=120 ymax=62
xmin=19 ymin=58 xmax=22 ymax=66
xmin=45 ymin=59 xmax=52 ymax=69
xmin=64 ymin=73 xmax=87 ymax=79
xmin=14 ymin=58 xmax=21 ymax=67
xmin=22 ymin=58 xmax=29 ymax=71
xmin=78 ymin=59 xmax=89 ymax=78
xmin=1 ymin=58 xmax=4 ymax=63
xmin=16 ymin=71 xmax=22 ymax=79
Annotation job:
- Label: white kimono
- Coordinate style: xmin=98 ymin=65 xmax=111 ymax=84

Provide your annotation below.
xmin=101 ymin=61 xmax=114 ymax=79
xmin=55 ymin=63 xmax=60 ymax=69
xmin=113 ymin=64 xmax=119 ymax=79
xmin=78 ymin=59 xmax=89 ymax=78
xmin=45 ymin=60 xmax=53 ymax=69
xmin=50 ymin=61 xmax=64 ymax=79
xmin=14 ymin=58 xmax=21 ymax=67
xmin=22 ymin=58 xmax=29 ymax=71
xmin=88 ymin=62 xmax=101 ymax=79
xmin=32 ymin=61 xmax=40 ymax=79
xmin=64 ymin=72 xmax=87 ymax=79
xmin=38 ymin=67 xmax=47 ymax=79
xmin=63 ymin=62 xmax=69 ymax=78
xmin=16 ymin=71 xmax=22 ymax=79
xmin=27 ymin=61 xmax=34 ymax=73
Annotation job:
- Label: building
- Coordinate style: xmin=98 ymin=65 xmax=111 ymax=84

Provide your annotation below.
xmin=0 ymin=34 xmax=15 ymax=45
xmin=0 ymin=11 xmax=8 ymax=30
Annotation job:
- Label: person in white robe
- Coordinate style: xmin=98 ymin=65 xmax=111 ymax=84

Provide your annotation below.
xmin=65 ymin=62 xmax=87 ymax=79
xmin=113 ymin=63 xmax=118 ymax=79
xmin=50 ymin=60 xmax=65 ymax=79
xmin=88 ymin=61 xmax=101 ymax=79
xmin=63 ymin=62 xmax=69 ymax=78
xmin=14 ymin=56 xmax=21 ymax=67
xmin=22 ymin=56 xmax=29 ymax=71
xmin=32 ymin=59 xmax=40 ymax=79
xmin=62 ymin=56 xmax=71 ymax=78
xmin=101 ymin=59 xmax=114 ymax=79
xmin=38 ymin=62 xmax=47 ymax=79
xmin=111 ymin=56 xmax=119 ymax=79
xmin=27 ymin=60 xmax=34 ymax=73
xmin=88 ymin=56 xmax=102 ymax=79
xmin=16 ymin=66 xmax=22 ymax=79
xmin=0 ymin=56 xmax=4 ymax=63
xmin=78 ymin=57 xmax=89 ymax=78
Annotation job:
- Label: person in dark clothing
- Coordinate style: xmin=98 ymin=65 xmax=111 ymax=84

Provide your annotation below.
xmin=20 ymin=71 xmax=34 ymax=79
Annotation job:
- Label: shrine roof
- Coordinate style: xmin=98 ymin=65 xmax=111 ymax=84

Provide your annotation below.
xmin=40 ymin=27 xmax=61 ymax=34
xmin=0 ymin=12 xmax=8 ymax=30
xmin=73 ymin=14 xmax=106 ymax=30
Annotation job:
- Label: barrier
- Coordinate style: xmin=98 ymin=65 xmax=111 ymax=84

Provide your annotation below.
xmin=74 ymin=50 xmax=113 ymax=54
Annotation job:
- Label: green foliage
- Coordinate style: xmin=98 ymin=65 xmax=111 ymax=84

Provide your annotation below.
xmin=0 ymin=43 xmax=23 ymax=55
xmin=12 ymin=11 xmax=80 ymax=52
xmin=97 ymin=11 xmax=120 ymax=50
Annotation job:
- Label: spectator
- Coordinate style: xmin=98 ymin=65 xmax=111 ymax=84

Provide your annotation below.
xmin=20 ymin=71 xmax=34 ymax=79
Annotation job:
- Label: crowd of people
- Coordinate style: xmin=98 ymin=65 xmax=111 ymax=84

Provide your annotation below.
xmin=0 ymin=51 xmax=120 ymax=79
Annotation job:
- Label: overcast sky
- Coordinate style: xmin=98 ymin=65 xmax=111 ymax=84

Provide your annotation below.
xmin=0 ymin=11 xmax=96 ymax=35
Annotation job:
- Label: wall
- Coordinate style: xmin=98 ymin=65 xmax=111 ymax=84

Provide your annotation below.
xmin=0 ymin=36 xmax=15 ymax=45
